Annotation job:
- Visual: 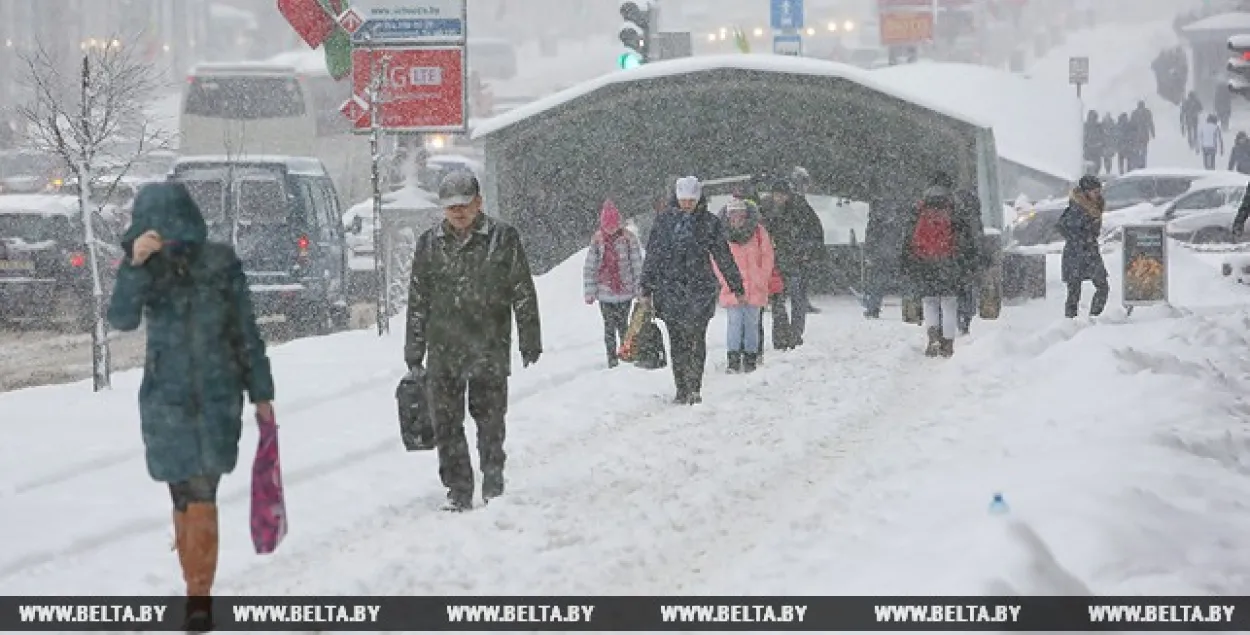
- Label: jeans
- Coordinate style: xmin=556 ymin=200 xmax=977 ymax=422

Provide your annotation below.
xmin=922 ymin=296 xmax=959 ymax=340
xmin=665 ymin=318 xmax=710 ymax=396
xmin=725 ymin=305 xmax=762 ymax=353
xmin=599 ymin=301 xmax=631 ymax=361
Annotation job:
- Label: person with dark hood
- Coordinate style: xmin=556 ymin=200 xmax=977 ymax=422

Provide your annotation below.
xmin=640 ymin=176 xmax=745 ymax=405
xmin=1130 ymin=100 xmax=1156 ymax=170
xmin=1181 ymin=91 xmax=1203 ymax=150
xmin=762 ymin=175 xmax=824 ymax=348
xmin=107 ymin=182 xmax=275 ymax=632
xmin=1116 ymin=112 xmax=1133 ymax=174
xmin=1198 ymin=113 xmax=1225 ymax=169
xmin=1100 ymin=112 xmax=1117 ymax=174
xmin=583 ymin=199 xmax=644 ymax=368
xmin=899 ymin=172 xmax=981 ymax=358
xmin=405 ymin=171 xmax=542 ymax=512
xmin=1056 ymin=175 xmax=1110 ymax=319
xmin=1229 ymin=132 xmax=1250 ymax=174
xmin=1083 ymin=110 xmax=1106 ymax=174
xmin=862 ymin=193 xmax=909 ymax=319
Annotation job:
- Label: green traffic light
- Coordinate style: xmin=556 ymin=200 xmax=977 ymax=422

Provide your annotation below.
xmin=618 ymin=51 xmax=643 ymax=69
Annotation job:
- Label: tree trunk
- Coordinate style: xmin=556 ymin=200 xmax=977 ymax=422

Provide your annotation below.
xmin=79 ymin=56 xmax=110 ymax=391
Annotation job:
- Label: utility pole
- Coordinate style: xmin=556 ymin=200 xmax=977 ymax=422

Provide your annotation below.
xmin=367 ymin=44 xmax=390 ymax=336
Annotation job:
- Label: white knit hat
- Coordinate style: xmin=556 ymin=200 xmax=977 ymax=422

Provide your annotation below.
xmin=674 ymin=176 xmax=702 ymax=200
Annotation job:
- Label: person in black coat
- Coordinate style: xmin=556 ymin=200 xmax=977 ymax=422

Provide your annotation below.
xmin=1130 ymin=101 xmax=1156 ymax=170
xmin=899 ymin=172 xmax=981 ymax=358
xmin=762 ymin=176 xmax=824 ymax=348
xmin=1083 ymin=110 xmax=1106 ymax=174
xmin=640 ymin=176 xmax=745 ymax=405
xmin=952 ymin=186 xmax=985 ymax=334
xmin=1057 ymin=175 xmax=1109 ymax=319
xmin=862 ymin=193 xmax=909 ymax=319
xmin=1228 ymin=132 xmax=1250 ymax=174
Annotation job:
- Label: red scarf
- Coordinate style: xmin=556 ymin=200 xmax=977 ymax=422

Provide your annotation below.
xmin=596 ymin=200 xmax=627 ymax=295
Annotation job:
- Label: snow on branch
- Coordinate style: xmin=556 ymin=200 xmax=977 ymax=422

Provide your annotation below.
xmin=15 ymin=34 xmax=173 ymax=204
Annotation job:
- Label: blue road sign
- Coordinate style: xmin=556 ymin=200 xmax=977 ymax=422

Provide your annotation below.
xmin=349 ymin=0 xmax=467 ymax=45
xmin=773 ymin=33 xmax=802 ymax=56
xmin=770 ymin=0 xmax=804 ymax=30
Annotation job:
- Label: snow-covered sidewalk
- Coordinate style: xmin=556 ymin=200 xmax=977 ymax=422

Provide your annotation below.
xmin=2 ymin=243 xmax=1250 ymax=599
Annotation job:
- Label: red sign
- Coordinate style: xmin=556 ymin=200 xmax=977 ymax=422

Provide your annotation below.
xmin=877 ymin=0 xmax=931 ymax=8
xmin=350 ymin=47 xmax=467 ymax=132
xmin=277 ymin=0 xmax=336 ymax=49
xmin=880 ymin=11 xmax=934 ymax=45
xmin=339 ymin=94 xmax=368 ymax=126
xmin=338 ymin=8 xmax=364 ymax=35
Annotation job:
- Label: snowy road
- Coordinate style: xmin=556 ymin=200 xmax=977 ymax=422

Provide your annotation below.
xmin=0 ymin=329 xmax=146 ymax=392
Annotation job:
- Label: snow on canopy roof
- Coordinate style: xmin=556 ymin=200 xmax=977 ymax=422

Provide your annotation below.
xmin=471 ymin=54 xmax=991 ymax=140
xmin=345 ymin=185 xmax=440 ymax=220
xmin=1182 ymin=12 xmax=1250 ymax=33
xmin=872 ymin=62 xmax=1080 ymax=182
xmin=0 ymin=195 xmax=79 ymax=216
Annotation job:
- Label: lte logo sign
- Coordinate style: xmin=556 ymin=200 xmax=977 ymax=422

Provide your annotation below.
xmin=391 ymin=66 xmax=443 ymax=87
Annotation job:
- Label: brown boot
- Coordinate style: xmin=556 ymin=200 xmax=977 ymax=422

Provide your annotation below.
xmin=940 ymin=336 xmax=955 ymax=358
xmin=180 ymin=503 xmax=218 ymax=632
xmin=924 ymin=327 xmax=942 ymax=357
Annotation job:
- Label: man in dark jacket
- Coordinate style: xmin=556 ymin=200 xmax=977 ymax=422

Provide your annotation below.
xmin=640 ymin=176 xmax=744 ymax=405
xmin=763 ymin=176 xmax=824 ymax=347
xmin=1083 ymin=110 xmax=1106 ymax=174
xmin=405 ymin=171 xmax=542 ymax=512
xmin=1181 ymin=91 xmax=1203 ymax=150
xmin=1057 ymin=175 xmax=1109 ymax=318
xmin=1130 ymin=100 xmax=1156 ymax=170
xmin=862 ymin=194 xmax=909 ymax=319
xmin=953 ymin=185 xmax=985 ymax=334
xmin=1228 ymin=132 xmax=1250 ymax=174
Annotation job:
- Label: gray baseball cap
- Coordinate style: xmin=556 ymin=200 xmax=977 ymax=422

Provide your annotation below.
xmin=437 ymin=170 xmax=481 ymax=207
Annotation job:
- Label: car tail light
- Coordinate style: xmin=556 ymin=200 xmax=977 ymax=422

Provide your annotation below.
xmin=297 ymin=235 xmax=310 ymax=255
xmin=69 ymin=252 xmax=86 ymax=267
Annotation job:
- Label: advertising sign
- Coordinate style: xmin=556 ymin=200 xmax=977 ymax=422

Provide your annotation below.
xmin=879 ymin=11 xmax=933 ymax=46
xmin=350 ymin=47 xmax=467 ymax=133
xmin=348 ymin=0 xmax=467 ymax=45
xmin=1121 ymin=224 xmax=1169 ymax=306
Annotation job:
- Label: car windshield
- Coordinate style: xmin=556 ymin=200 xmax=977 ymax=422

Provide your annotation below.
xmin=0 ymin=213 xmax=74 ymax=243
xmin=236 ymin=178 xmax=288 ymax=225
xmin=1102 ymin=179 xmax=1149 ymax=208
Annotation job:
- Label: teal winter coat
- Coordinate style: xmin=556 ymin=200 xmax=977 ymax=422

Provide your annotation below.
xmin=107 ymin=183 xmax=275 ymax=484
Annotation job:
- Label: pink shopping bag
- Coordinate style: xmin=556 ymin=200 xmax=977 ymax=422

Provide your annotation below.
xmin=250 ymin=414 xmax=288 ymax=554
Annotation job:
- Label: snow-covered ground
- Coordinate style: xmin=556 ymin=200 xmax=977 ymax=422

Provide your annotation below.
xmin=4 ymin=241 xmax=1250 ymax=598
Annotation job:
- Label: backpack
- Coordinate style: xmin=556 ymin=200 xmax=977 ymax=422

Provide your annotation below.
xmin=910 ymin=200 xmax=956 ymax=260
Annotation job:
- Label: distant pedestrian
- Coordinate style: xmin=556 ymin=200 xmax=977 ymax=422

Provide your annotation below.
xmin=899 ymin=172 xmax=981 ymax=358
xmin=1130 ymin=100 xmax=1156 ymax=170
xmin=1228 ymin=132 xmax=1250 ymax=174
xmin=1181 ymin=91 xmax=1203 ymax=150
xmin=1057 ymin=175 xmax=1110 ymax=318
xmin=713 ymin=197 xmax=775 ymax=373
xmin=1116 ymin=113 xmax=1133 ymax=174
xmin=405 ymin=171 xmax=542 ymax=512
xmin=1101 ymin=112 xmax=1117 ymax=174
xmin=107 ymin=182 xmax=276 ymax=632
xmin=1198 ymin=113 xmax=1224 ymax=169
xmin=1215 ymin=81 xmax=1233 ymax=131
xmin=761 ymin=175 xmax=823 ymax=349
xmin=640 ymin=176 xmax=745 ymax=405
xmin=583 ymin=199 xmax=643 ymax=368
xmin=1083 ymin=110 xmax=1106 ymax=174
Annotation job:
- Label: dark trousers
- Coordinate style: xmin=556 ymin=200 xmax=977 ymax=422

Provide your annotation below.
xmin=777 ymin=270 xmax=809 ymax=341
xmin=600 ymin=301 xmax=631 ymax=362
xmin=1065 ymin=278 xmax=1109 ymax=318
xmin=957 ymin=279 xmax=979 ymax=331
xmin=429 ymin=373 xmax=508 ymax=497
xmin=758 ymin=307 xmax=766 ymax=354
xmin=1203 ymin=148 xmax=1217 ymax=169
xmin=169 ymin=475 xmax=221 ymax=511
xmin=665 ymin=318 xmax=710 ymax=396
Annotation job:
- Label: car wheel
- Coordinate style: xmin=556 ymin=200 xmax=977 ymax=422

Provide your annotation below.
xmin=1192 ymin=227 xmax=1232 ymax=244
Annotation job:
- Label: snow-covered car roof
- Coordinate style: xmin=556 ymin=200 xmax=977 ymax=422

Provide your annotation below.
xmin=472 ymin=54 xmax=991 ymax=139
xmin=0 ymin=195 xmax=79 ymax=216
xmin=871 ymin=62 xmax=1081 ymax=182
xmin=1114 ymin=167 xmax=1224 ymax=180
xmin=173 ymin=155 xmax=329 ymax=177
xmin=1181 ymin=173 xmax=1250 ymax=190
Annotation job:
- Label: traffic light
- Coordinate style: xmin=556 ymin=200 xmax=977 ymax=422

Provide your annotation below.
xmin=619 ymin=0 xmax=652 ymax=66
xmin=1228 ymin=34 xmax=1250 ymax=98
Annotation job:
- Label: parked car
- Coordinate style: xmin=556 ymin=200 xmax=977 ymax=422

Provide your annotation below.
xmin=0 ymin=194 xmax=123 ymax=330
xmin=1161 ymin=174 xmax=1250 ymax=244
xmin=171 ymin=155 xmax=350 ymax=336
xmin=0 ymin=150 xmax=67 ymax=194
xmin=1100 ymin=168 xmax=1232 ymax=212
xmin=1006 ymin=197 xmax=1069 ymax=247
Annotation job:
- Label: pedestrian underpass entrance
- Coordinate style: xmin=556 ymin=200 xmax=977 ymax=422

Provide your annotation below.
xmin=472 ymin=55 xmax=1003 ymax=275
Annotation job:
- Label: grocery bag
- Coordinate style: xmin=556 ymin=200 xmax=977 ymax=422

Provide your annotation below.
xmin=250 ymin=413 xmax=288 ymax=555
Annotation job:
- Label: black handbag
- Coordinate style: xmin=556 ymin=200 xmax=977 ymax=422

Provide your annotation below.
xmin=396 ymin=368 xmax=435 ymax=451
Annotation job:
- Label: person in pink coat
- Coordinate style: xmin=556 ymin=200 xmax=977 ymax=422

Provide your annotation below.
xmin=713 ymin=198 xmax=776 ymax=373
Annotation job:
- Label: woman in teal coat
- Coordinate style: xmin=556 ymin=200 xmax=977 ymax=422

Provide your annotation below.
xmin=107 ymin=181 xmax=274 ymax=631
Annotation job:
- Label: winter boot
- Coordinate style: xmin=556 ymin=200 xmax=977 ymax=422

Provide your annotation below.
xmin=940 ymin=337 xmax=955 ymax=358
xmin=482 ymin=471 xmax=505 ymax=503
xmin=924 ymin=327 xmax=942 ymax=357
xmin=686 ymin=392 xmax=703 ymax=405
xmin=742 ymin=352 xmax=759 ymax=373
xmin=726 ymin=351 xmax=743 ymax=373
xmin=178 ymin=503 xmax=218 ymax=633
xmin=442 ymin=490 xmax=473 ymax=512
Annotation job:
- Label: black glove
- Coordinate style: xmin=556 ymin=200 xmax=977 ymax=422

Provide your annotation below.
xmin=521 ymin=349 xmax=541 ymax=368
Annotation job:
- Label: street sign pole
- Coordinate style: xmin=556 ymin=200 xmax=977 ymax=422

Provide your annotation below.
xmin=367 ymin=44 xmax=390 ymax=336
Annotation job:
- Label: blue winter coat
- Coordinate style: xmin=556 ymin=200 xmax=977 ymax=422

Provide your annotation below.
xmin=640 ymin=199 xmax=745 ymax=326
xmin=1057 ymin=188 xmax=1110 ymax=283
xmin=107 ymin=183 xmax=275 ymax=484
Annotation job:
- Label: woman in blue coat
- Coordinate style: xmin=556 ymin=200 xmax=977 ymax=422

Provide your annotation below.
xmin=1057 ymin=175 xmax=1110 ymax=318
xmin=640 ymin=176 xmax=745 ymax=405
xmin=107 ymin=182 xmax=274 ymax=631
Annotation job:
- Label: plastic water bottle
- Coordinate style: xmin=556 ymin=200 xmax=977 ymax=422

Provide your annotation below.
xmin=989 ymin=493 xmax=1010 ymax=515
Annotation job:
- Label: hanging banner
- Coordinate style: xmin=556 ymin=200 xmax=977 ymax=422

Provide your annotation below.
xmin=1121 ymin=223 xmax=1169 ymax=306
xmin=879 ymin=10 xmax=933 ymax=45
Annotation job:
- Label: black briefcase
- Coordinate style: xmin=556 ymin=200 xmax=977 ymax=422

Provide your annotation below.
xmin=396 ymin=368 xmax=435 ymax=451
